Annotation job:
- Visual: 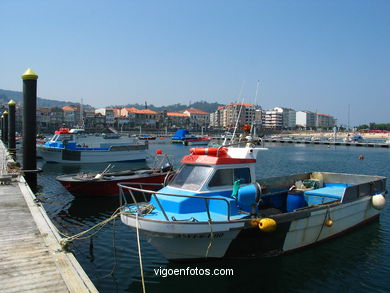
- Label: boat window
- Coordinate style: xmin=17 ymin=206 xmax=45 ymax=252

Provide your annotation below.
xmin=170 ymin=165 xmax=212 ymax=191
xmin=234 ymin=168 xmax=251 ymax=184
xmin=209 ymin=169 xmax=233 ymax=187
xmin=56 ymin=134 xmax=74 ymax=142
xmin=208 ymin=168 xmax=251 ymax=187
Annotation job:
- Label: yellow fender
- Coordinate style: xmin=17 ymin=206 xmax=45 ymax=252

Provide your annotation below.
xmin=250 ymin=218 xmax=277 ymax=232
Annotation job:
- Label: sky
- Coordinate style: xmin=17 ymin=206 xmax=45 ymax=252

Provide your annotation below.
xmin=0 ymin=0 xmax=389 ymax=126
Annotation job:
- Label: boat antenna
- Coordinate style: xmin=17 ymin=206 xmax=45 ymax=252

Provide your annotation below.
xmin=80 ymin=98 xmax=84 ymax=128
xmin=223 ymin=81 xmax=245 ymax=146
xmin=231 ymin=82 xmax=245 ymax=144
xmin=251 ymin=80 xmax=260 ymax=134
xmin=254 ymin=80 xmax=260 ymax=107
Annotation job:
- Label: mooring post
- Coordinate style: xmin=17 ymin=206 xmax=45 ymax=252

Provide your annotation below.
xmin=8 ymin=100 xmax=16 ymax=159
xmin=22 ymin=68 xmax=38 ymax=189
xmin=3 ymin=111 xmax=8 ymax=145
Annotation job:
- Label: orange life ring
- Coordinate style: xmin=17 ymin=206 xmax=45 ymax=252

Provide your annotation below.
xmin=189 ymin=147 xmax=227 ymax=156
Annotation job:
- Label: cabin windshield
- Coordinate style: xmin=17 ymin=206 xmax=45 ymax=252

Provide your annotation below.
xmin=52 ymin=134 xmax=74 ymax=142
xmin=169 ymin=165 xmax=212 ymax=191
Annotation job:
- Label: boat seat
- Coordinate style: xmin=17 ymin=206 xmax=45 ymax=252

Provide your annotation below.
xmin=304 ymin=184 xmax=347 ymax=205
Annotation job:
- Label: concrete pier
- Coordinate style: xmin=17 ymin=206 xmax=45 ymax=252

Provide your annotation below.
xmin=261 ymin=138 xmax=390 ymax=148
xmin=0 ymin=141 xmax=97 ymax=293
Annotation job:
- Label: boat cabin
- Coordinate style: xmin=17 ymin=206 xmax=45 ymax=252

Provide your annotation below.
xmin=44 ymin=128 xmax=79 ymax=149
xmin=144 ymin=146 xmax=266 ymax=221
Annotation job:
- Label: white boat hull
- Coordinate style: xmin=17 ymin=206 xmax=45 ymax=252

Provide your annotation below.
xmin=185 ymin=140 xmax=211 ymax=146
xmin=121 ymin=195 xmax=381 ymax=260
xmin=39 ymin=146 xmax=147 ymax=163
xmin=282 ymin=196 xmax=380 ymax=251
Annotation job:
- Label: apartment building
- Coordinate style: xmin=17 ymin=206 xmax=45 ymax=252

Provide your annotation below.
xmin=264 ymin=108 xmax=283 ymax=129
xmin=315 ymin=113 xmax=336 ymax=129
xmin=296 ymin=110 xmax=316 ymax=128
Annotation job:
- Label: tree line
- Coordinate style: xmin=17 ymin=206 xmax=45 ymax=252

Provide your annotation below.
xmin=357 ymin=123 xmax=390 ymax=131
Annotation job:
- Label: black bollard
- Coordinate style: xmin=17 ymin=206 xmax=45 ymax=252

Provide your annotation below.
xmin=22 ymin=68 xmax=38 ymax=189
xmin=8 ymin=100 xmax=16 ymax=159
xmin=3 ymin=111 xmax=8 ymax=145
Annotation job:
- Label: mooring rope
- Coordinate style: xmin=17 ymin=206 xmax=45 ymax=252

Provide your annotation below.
xmin=205 ymin=219 xmax=214 ymax=258
xmin=57 ymin=204 xmax=154 ymax=250
xmin=315 ymin=205 xmax=331 ymax=243
xmin=136 ymin=213 xmax=146 ymax=293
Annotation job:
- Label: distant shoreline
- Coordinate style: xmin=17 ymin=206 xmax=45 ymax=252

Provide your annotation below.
xmin=287 ymin=131 xmax=390 ymax=139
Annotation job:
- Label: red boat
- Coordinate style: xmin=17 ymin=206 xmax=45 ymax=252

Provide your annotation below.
xmin=57 ymin=153 xmax=175 ymax=196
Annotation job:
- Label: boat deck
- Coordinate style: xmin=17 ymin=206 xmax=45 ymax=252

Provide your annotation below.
xmin=0 ymin=142 xmax=97 ymax=293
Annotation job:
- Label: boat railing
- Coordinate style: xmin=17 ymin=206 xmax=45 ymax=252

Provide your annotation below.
xmin=118 ymin=182 xmax=232 ymax=222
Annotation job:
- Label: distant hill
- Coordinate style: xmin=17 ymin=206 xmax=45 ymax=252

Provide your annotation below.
xmin=0 ymin=89 xmax=92 ymax=109
xmin=0 ymin=88 xmax=223 ymax=113
xmin=110 ymin=101 xmax=224 ymax=113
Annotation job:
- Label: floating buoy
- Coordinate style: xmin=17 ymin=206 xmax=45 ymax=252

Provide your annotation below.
xmin=258 ymin=218 xmax=277 ymax=232
xmin=372 ymin=194 xmax=386 ymax=210
xmin=155 ymin=149 xmax=163 ymax=155
xmin=243 ymin=124 xmax=251 ymax=132
xmin=325 ymin=219 xmax=333 ymax=227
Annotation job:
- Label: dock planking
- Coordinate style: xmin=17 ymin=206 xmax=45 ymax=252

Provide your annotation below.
xmin=0 ymin=142 xmax=97 ymax=293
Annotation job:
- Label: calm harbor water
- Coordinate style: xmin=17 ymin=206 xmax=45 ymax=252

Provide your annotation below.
xmin=35 ymin=141 xmax=390 ymax=293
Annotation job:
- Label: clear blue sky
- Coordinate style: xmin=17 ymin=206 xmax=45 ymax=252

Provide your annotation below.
xmin=1 ymin=0 xmax=389 ymax=126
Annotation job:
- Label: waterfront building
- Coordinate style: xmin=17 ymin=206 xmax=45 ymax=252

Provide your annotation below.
xmin=296 ymin=110 xmax=316 ymax=129
xmin=36 ymin=107 xmax=50 ymax=130
xmin=264 ymin=107 xmax=296 ymax=130
xmin=315 ymin=113 xmax=336 ymax=129
xmin=209 ymin=103 xmax=260 ymax=129
xmin=165 ymin=112 xmax=190 ymax=128
xmin=264 ymin=108 xmax=283 ymax=129
xmin=209 ymin=106 xmax=224 ymax=128
xmin=48 ymin=107 xmax=64 ymax=130
xmin=120 ymin=107 xmax=159 ymax=128
xmin=62 ymin=106 xmax=81 ymax=127
xmin=95 ymin=108 xmax=120 ymax=126
xmin=183 ymin=108 xmax=209 ymax=127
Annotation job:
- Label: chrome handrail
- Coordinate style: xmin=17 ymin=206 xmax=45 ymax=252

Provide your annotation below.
xmin=118 ymin=182 xmax=232 ymax=221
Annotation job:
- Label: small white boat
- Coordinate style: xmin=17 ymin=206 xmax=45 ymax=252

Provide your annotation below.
xmin=38 ymin=128 xmax=147 ymax=163
xmin=343 ymin=134 xmax=364 ymax=143
xmin=119 ymin=144 xmax=387 ymax=261
xmin=183 ymin=137 xmax=211 ymax=146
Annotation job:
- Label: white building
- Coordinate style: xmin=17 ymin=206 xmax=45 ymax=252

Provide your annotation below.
xmin=264 ymin=107 xmax=296 ymax=129
xmin=296 ymin=110 xmax=316 ymax=129
xmin=264 ymin=108 xmax=283 ymax=129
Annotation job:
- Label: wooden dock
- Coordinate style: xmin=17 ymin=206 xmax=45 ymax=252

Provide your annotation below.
xmin=0 ymin=142 xmax=98 ymax=293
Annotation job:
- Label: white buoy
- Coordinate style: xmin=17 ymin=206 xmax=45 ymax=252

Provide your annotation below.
xmin=372 ymin=194 xmax=386 ymax=210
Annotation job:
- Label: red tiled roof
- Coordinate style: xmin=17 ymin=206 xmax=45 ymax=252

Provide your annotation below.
xmin=228 ymin=103 xmax=254 ymax=107
xmin=123 ymin=107 xmax=157 ymax=114
xmin=184 ymin=108 xmax=208 ymax=115
xmin=62 ymin=106 xmax=76 ymax=111
xmin=167 ymin=112 xmax=188 ymax=117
